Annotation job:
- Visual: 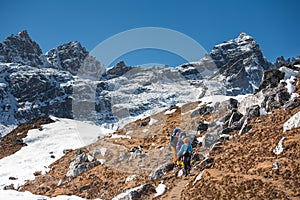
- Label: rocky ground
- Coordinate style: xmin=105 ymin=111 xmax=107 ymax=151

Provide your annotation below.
xmin=1 ymin=76 xmax=299 ymax=199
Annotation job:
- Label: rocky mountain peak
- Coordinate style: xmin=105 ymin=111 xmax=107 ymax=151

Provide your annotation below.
xmin=103 ymin=61 xmax=134 ymax=79
xmin=45 ymin=41 xmax=89 ymax=75
xmin=208 ymin=32 xmax=273 ymax=95
xmin=235 ymin=32 xmax=254 ymax=43
xmin=0 ymin=30 xmax=43 ymax=67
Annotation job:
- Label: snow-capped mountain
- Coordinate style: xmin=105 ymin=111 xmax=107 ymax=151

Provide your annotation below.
xmin=0 ymin=31 xmax=299 ymax=134
xmin=177 ymin=32 xmax=274 ymax=95
xmin=0 ymin=31 xmax=46 ymax=68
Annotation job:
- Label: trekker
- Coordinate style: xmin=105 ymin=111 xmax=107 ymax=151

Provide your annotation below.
xmin=170 ymin=128 xmax=181 ymax=162
xmin=176 ymin=131 xmax=187 ymax=152
xmin=177 ymin=136 xmax=193 ymax=176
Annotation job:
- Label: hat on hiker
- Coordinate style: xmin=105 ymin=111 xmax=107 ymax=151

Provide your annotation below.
xmin=173 ymin=128 xmax=181 ymax=135
xmin=182 ymin=136 xmax=189 ymax=142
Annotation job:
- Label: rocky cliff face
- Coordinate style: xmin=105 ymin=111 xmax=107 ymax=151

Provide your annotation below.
xmin=0 ymin=31 xmax=45 ymax=67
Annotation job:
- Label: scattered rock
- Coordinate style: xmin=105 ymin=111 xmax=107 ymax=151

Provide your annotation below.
xmin=63 ymin=149 xmax=71 ymax=154
xmin=3 ymin=184 xmax=15 ymax=190
xmin=33 ymin=171 xmax=42 ymax=176
xmin=284 ymin=98 xmax=300 ymax=110
xmin=272 ymin=161 xmax=280 ymax=170
xmin=229 ymin=98 xmax=239 ymax=110
xmin=57 ymin=179 xmax=68 ymax=186
xmin=203 ymin=133 xmax=219 ymax=148
xmin=194 ymin=120 xmax=208 ymax=133
xmin=125 ymin=175 xmax=137 ymax=183
xmin=246 ymin=105 xmax=260 ymax=119
xmin=190 ymin=106 xmax=214 ymax=118
xmin=79 ymin=185 xmax=91 ymax=193
xmin=256 ymin=69 xmax=285 ymax=92
xmin=8 ymin=177 xmax=18 ymax=180
xmin=66 ymin=150 xmax=101 ymax=178
xmin=15 ymin=139 xmax=25 ymax=145
xmin=148 ymin=162 xmax=174 ymax=180
xmin=113 ymin=184 xmax=155 ymax=200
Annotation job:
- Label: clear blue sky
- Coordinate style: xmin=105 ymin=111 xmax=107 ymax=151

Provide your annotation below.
xmin=0 ymin=0 xmax=299 ymax=67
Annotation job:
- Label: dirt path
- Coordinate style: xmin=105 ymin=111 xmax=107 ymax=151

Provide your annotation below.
xmin=160 ymin=179 xmax=190 ymax=200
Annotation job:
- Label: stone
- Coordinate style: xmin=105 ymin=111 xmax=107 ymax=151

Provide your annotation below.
xmin=245 ymin=105 xmax=260 ymax=119
xmin=194 ymin=120 xmax=208 ymax=133
xmin=190 ymin=106 xmax=214 ymax=118
xmin=66 ymin=150 xmax=101 ymax=178
xmin=203 ymin=133 xmax=219 ymax=148
xmin=148 ymin=162 xmax=174 ymax=180
xmin=256 ymin=69 xmax=285 ymax=92
xmin=113 ymin=184 xmax=155 ymax=200
xmin=284 ymin=98 xmax=300 ymax=110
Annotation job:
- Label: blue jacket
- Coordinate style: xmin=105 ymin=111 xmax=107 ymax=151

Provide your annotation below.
xmin=177 ymin=143 xmax=193 ymax=157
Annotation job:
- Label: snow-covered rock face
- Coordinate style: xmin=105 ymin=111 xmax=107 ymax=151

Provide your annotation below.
xmin=0 ymin=64 xmax=74 ymax=125
xmin=0 ymin=30 xmax=299 ymax=131
xmin=0 ymin=31 xmax=45 ymax=67
xmin=208 ymin=32 xmax=273 ymax=95
xmin=46 ymin=41 xmax=89 ymax=75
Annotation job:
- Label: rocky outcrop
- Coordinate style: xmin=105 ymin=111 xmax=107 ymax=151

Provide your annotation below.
xmin=112 ymin=184 xmax=155 ymax=200
xmin=0 ymin=30 xmax=45 ymax=67
xmin=148 ymin=162 xmax=174 ymax=180
xmin=102 ymin=61 xmax=134 ymax=80
xmin=45 ymin=42 xmax=101 ymax=76
xmin=66 ymin=150 xmax=101 ymax=178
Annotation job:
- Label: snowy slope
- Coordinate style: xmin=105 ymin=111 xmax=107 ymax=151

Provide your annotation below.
xmin=0 ymin=117 xmax=113 ymax=191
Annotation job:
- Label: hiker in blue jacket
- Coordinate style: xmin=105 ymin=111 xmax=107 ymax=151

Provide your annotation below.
xmin=177 ymin=136 xmax=194 ymax=176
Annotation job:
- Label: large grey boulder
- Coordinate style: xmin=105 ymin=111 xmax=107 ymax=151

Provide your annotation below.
xmin=66 ymin=150 xmax=100 ymax=178
xmin=148 ymin=162 xmax=174 ymax=180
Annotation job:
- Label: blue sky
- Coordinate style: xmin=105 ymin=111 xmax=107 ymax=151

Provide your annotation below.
xmin=0 ymin=0 xmax=299 ymax=67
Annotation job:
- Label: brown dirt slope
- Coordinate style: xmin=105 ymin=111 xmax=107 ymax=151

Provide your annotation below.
xmin=21 ymin=103 xmax=208 ymax=199
xmin=15 ymin=78 xmax=300 ymax=199
xmin=182 ymin=78 xmax=300 ymax=199
xmin=0 ymin=117 xmax=54 ymax=159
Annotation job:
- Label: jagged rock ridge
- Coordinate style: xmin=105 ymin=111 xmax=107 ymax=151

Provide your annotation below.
xmin=0 ymin=30 xmax=299 ymax=133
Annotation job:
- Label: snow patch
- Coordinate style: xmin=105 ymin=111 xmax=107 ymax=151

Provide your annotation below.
xmin=100 ymin=148 xmax=107 ymax=156
xmin=154 ymin=183 xmax=167 ymax=197
xmin=0 ymin=190 xmax=85 ymax=200
xmin=125 ymin=175 xmax=137 ymax=183
xmin=149 ymin=118 xmax=158 ymax=125
xmin=193 ymin=170 xmax=204 ymax=185
xmin=283 ymin=111 xmax=300 ymax=132
xmin=110 ymin=134 xmax=132 ymax=139
xmin=164 ymin=109 xmax=177 ymax=115
xmin=273 ymin=137 xmax=286 ymax=155
xmin=259 ymin=108 xmax=267 ymax=116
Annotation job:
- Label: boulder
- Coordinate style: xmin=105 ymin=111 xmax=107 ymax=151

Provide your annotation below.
xmin=190 ymin=106 xmax=213 ymax=118
xmin=194 ymin=120 xmax=208 ymax=133
xmin=148 ymin=162 xmax=174 ymax=180
xmin=66 ymin=150 xmax=100 ymax=178
xmin=112 ymin=184 xmax=155 ymax=200
xmin=256 ymin=69 xmax=285 ymax=92
xmin=245 ymin=105 xmax=260 ymax=119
